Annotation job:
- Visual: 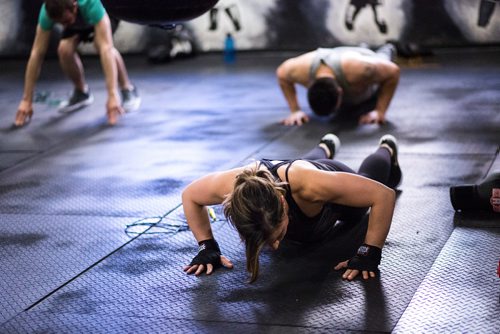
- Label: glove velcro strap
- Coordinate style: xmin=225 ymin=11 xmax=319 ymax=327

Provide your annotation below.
xmin=347 ymin=244 xmax=382 ymax=272
xmin=189 ymin=239 xmax=222 ymax=268
xmin=197 ymin=238 xmax=221 ymax=253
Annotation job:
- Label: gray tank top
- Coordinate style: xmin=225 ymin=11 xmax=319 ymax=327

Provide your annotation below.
xmin=309 ymin=47 xmax=378 ymax=105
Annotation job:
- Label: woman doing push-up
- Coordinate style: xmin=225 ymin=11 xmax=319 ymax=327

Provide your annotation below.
xmin=182 ymin=133 xmax=402 ymax=282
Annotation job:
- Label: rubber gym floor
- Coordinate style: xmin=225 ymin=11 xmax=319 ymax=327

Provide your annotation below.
xmin=0 ymin=48 xmax=499 ymax=333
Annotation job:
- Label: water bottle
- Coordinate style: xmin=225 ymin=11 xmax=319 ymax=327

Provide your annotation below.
xmin=224 ymin=33 xmax=235 ymax=64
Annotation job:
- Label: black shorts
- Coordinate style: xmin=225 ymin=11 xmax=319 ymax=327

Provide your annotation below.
xmin=61 ymin=16 xmax=120 ymax=43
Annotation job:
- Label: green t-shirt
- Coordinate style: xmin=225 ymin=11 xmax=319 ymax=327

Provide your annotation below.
xmin=38 ymin=0 xmax=106 ymax=31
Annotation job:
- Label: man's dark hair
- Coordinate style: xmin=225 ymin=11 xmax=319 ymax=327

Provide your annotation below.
xmin=45 ymin=0 xmax=75 ymax=20
xmin=307 ymin=77 xmax=340 ymax=116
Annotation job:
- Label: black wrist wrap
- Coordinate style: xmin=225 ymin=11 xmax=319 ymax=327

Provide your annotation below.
xmin=347 ymin=244 xmax=382 ymax=272
xmin=189 ymin=239 xmax=222 ymax=268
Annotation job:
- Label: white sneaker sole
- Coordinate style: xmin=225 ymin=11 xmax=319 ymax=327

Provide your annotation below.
xmin=379 ymin=134 xmax=402 ymax=188
xmin=379 ymin=134 xmax=398 ymax=160
xmin=123 ymin=97 xmax=142 ymax=113
xmin=320 ymin=133 xmax=341 ymax=158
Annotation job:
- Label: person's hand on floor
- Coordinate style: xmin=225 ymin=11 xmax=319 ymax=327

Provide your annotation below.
xmin=14 ymin=100 xmax=34 ymax=127
xmin=334 ymin=244 xmax=382 ymax=280
xmin=106 ymin=94 xmax=124 ymax=125
xmin=183 ymin=239 xmax=233 ymax=276
xmin=282 ymin=110 xmax=310 ymax=126
xmin=334 ymin=260 xmax=377 ymax=280
xmin=184 ymin=255 xmax=233 ymax=276
xmin=359 ymin=110 xmax=385 ymax=125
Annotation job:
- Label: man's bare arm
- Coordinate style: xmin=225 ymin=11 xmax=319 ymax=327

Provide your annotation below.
xmin=15 ymin=26 xmax=51 ymax=126
xmin=373 ymin=61 xmax=400 ymax=121
xmin=276 ymin=55 xmax=313 ymax=126
xmin=93 ymin=14 xmax=123 ymax=125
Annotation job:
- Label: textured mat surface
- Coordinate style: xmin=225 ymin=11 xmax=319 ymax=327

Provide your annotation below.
xmin=394 ymin=227 xmax=500 ymax=333
xmin=1 ymin=150 xmax=489 ymax=332
xmin=0 ymin=49 xmax=499 ymax=332
xmin=0 ymin=214 xmax=133 ymax=323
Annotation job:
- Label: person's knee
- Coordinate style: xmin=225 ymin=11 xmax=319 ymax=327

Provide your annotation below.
xmin=58 ymin=39 xmax=76 ymax=59
xmin=93 ymin=39 xmax=114 ymax=55
xmin=112 ymin=47 xmax=123 ymax=61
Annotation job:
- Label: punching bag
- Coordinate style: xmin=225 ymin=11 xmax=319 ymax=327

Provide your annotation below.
xmin=450 ymin=171 xmax=500 ymax=212
xmin=101 ymin=0 xmax=219 ymax=26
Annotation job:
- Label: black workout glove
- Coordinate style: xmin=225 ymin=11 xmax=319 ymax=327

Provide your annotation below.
xmin=347 ymin=244 xmax=382 ymax=272
xmin=189 ymin=239 xmax=222 ymax=268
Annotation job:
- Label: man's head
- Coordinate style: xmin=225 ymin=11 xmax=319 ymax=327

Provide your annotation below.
xmin=45 ymin=0 xmax=78 ymax=26
xmin=307 ymin=77 xmax=343 ymax=116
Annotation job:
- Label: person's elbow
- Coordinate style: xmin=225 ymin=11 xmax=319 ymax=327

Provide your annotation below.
xmin=276 ymin=59 xmax=292 ymax=81
xmin=383 ymin=187 xmax=396 ymax=207
xmin=389 ymin=63 xmax=400 ymax=83
xmin=181 ymin=185 xmax=193 ymax=205
xmin=276 ymin=65 xmax=285 ymax=82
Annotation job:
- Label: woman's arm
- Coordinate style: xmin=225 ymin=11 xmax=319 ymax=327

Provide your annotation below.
xmin=182 ymin=167 xmax=243 ymax=241
xmin=296 ymin=168 xmax=396 ymax=279
xmin=182 ymin=167 xmax=245 ymax=275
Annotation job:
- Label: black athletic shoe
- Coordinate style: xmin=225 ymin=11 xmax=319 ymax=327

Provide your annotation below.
xmin=379 ymin=134 xmax=402 ymax=188
xmin=319 ymin=133 xmax=341 ymax=159
xmin=58 ymin=89 xmax=94 ymax=113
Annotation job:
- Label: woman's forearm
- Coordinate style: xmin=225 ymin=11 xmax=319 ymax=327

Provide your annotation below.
xmin=182 ymin=191 xmax=214 ymax=242
xmin=364 ymin=188 xmax=395 ymax=248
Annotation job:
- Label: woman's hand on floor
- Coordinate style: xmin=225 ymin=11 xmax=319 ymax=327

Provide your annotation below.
xmin=184 ymin=255 xmax=233 ymax=276
xmin=334 ymin=260 xmax=377 ymax=281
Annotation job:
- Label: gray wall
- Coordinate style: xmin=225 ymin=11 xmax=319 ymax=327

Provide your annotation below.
xmin=1 ymin=0 xmax=499 ymax=57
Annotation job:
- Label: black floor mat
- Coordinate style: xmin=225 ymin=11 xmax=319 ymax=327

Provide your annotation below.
xmin=0 ymin=50 xmax=499 ymax=332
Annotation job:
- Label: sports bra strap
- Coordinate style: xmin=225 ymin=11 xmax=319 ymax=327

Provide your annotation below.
xmin=284 ymin=160 xmax=296 ymax=184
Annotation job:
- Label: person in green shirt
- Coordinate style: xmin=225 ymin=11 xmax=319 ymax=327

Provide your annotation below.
xmin=14 ymin=0 xmax=141 ymax=127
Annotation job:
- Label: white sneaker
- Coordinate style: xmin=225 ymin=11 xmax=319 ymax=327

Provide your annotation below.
xmin=319 ymin=133 xmax=341 ymax=159
xmin=379 ymin=134 xmax=402 ymax=188
xmin=121 ymin=86 xmax=141 ymax=112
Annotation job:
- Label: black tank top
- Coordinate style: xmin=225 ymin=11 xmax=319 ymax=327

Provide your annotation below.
xmin=259 ymin=159 xmax=342 ymax=242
